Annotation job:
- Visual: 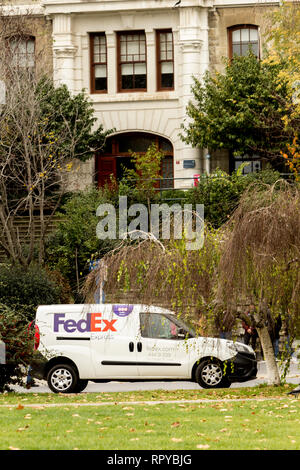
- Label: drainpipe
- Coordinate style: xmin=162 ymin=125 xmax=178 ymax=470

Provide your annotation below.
xmin=205 ymin=151 xmax=210 ymax=175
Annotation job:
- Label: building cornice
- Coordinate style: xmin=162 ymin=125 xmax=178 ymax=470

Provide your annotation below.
xmin=213 ymin=0 xmax=280 ymax=7
xmin=42 ymin=0 xmax=214 ymax=15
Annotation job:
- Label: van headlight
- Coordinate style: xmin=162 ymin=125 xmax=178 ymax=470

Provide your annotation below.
xmin=228 ymin=342 xmax=255 ymax=355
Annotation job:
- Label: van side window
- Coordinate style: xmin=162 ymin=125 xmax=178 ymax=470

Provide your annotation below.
xmin=140 ymin=313 xmax=185 ymax=340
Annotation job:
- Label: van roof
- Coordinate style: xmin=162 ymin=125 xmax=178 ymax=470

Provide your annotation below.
xmin=36 ymin=304 xmax=174 ymax=314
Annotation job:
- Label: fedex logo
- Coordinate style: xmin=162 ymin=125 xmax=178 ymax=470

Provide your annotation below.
xmin=54 ymin=313 xmax=117 ymax=333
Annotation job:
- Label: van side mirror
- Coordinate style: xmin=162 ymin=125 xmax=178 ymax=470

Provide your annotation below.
xmin=177 ymin=328 xmax=187 ymax=339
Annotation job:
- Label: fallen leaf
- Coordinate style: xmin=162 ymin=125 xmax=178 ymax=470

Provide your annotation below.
xmin=16 ymin=426 xmax=29 ymax=432
xmin=171 ymin=438 xmax=183 ymax=442
xmin=171 ymin=422 xmax=180 ymax=428
xmin=16 ymin=404 xmax=24 ymax=410
xmin=197 ymin=444 xmax=210 ymax=449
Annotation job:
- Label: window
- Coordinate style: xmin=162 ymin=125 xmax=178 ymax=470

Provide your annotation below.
xmin=156 ymin=30 xmax=174 ymax=90
xmin=7 ymin=35 xmax=35 ymax=71
xmin=232 ymin=155 xmax=261 ymax=174
xmin=140 ymin=313 xmax=195 ymax=340
xmin=117 ymin=32 xmax=147 ymax=91
xmin=90 ymin=33 xmax=107 ymax=93
xmin=228 ymin=25 xmax=259 ymax=59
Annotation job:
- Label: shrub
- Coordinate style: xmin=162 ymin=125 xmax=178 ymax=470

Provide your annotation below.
xmin=185 ymin=168 xmax=281 ymax=228
xmin=0 ymin=303 xmax=35 ymax=392
xmin=45 ymin=186 xmax=119 ymax=296
xmin=0 ymin=264 xmax=61 ymax=321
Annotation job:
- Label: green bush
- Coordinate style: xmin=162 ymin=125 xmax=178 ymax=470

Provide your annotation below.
xmin=0 ymin=264 xmax=61 ymax=321
xmin=185 ymin=168 xmax=281 ymax=228
xmin=0 ymin=303 xmax=35 ymax=392
xmin=45 ymin=186 xmax=119 ymax=296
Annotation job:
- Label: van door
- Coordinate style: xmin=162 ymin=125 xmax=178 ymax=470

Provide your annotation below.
xmin=90 ymin=305 xmax=139 ymax=379
xmin=136 ymin=312 xmax=191 ymax=378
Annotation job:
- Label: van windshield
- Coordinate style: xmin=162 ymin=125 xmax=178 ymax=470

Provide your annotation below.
xmin=164 ymin=314 xmax=196 ymax=338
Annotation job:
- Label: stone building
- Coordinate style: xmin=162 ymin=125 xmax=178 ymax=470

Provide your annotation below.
xmin=4 ymin=0 xmax=284 ymax=190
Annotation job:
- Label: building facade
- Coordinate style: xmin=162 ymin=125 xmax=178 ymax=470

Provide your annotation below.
xmin=7 ymin=0 xmax=283 ymax=190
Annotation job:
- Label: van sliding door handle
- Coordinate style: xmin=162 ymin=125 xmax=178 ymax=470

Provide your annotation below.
xmin=129 ymin=342 xmax=134 ymax=352
xmin=137 ymin=342 xmax=142 ymax=352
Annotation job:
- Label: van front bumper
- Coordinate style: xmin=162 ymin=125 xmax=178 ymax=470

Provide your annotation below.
xmin=227 ymin=352 xmax=257 ymax=383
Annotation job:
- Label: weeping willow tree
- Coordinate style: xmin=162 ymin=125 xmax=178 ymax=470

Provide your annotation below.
xmin=216 ymin=181 xmax=300 ymax=384
xmin=83 ymin=181 xmax=300 ymax=385
xmin=83 ymin=227 xmax=222 ymax=334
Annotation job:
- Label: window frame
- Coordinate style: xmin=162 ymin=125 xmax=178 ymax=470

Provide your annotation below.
xmin=117 ymin=30 xmax=147 ymax=93
xmin=156 ymin=29 xmax=174 ymax=91
xmin=90 ymin=32 xmax=108 ymax=94
xmin=228 ymin=25 xmax=260 ymax=60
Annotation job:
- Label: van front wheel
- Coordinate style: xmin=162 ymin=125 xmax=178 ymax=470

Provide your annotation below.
xmin=47 ymin=364 xmax=79 ymax=393
xmin=196 ymin=359 xmax=231 ymax=389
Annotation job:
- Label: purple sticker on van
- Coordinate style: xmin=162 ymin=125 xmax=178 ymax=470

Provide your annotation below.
xmin=112 ymin=305 xmax=133 ymax=317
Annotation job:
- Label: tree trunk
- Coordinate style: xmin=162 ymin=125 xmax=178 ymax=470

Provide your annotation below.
xmin=257 ymin=326 xmax=281 ymax=385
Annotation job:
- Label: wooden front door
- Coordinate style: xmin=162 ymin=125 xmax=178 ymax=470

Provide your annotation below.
xmin=96 ymin=156 xmax=116 ymax=187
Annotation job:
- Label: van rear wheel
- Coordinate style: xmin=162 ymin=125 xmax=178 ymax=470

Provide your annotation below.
xmin=196 ymin=359 xmax=231 ymax=389
xmin=47 ymin=364 xmax=78 ymax=393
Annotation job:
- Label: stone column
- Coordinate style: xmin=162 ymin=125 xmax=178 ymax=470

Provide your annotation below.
xmin=145 ymin=30 xmax=156 ymax=95
xmin=106 ymin=31 xmax=117 ymax=95
xmin=178 ymin=6 xmax=210 ymax=175
xmin=52 ymin=14 xmax=77 ymax=92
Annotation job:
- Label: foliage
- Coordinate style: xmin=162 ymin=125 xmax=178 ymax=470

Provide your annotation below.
xmin=185 ymin=168 xmax=281 ymax=228
xmin=120 ymin=143 xmax=165 ymax=206
xmin=264 ymin=1 xmax=300 ymax=92
xmin=181 ymin=53 xmax=299 ymax=163
xmin=263 ymin=2 xmax=300 ymax=180
xmin=0 ymin=264 xmax=61 ymax=321
xmin=281 ymin=137 xmax=300 ymax=182
xmin=35 ymin=77 xmax=110 ymax=163
xmin=216 ymin=182 xmax=300 ymax=383
xmin=45 ymin=187 xmax=119 ymax=296
xmin=0 ymin=303 xmax=35 ymax=392
xmin=84 ymin=228 xmax=221 ymax=333
xmin=0 ymin=71 xmax=111 ymax=267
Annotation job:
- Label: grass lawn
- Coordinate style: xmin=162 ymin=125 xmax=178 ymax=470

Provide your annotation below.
xmin=0 ymin=384 xmax=299 ymax=450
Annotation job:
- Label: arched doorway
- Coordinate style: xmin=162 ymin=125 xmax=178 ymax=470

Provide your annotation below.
xmin=96 ymin=132 xmax=174 ymax=188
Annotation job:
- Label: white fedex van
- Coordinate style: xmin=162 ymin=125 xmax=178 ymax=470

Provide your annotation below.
xmin=32 ymin=304 xmax=257 ymax=393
